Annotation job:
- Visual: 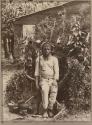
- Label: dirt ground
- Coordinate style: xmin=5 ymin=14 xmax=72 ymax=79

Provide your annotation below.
xmin=1 ymin=58 xmax=91 ymax=122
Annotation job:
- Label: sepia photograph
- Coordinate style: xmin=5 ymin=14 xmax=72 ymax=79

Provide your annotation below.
xmin=1 ymin=0 xmax=91 ymax=122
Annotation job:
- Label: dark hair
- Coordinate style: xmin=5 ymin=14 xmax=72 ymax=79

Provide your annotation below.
xmin=41 ymin=42 xmax=51 ymax=51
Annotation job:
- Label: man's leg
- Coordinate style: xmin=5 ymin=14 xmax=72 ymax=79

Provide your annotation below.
xmin=36 ymin=90 xmax=42 ymax=115
xmin=48 ymin=83 xmax=58 ymax=117
xmin=40 ymin=82 xmax=49 ymax=117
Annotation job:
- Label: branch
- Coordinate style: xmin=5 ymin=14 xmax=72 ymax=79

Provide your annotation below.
xmin=49 ymin=19 xmax=56 ymax=42
xmin=25 ymin=72 xmax=35 ymax=81
xmin=24 ymin=96 xmax=34 ymax=104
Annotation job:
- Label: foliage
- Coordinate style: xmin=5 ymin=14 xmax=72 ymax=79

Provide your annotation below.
xmin=58 ymin=57 xmax=91 ymax=112
xmin=5 ymin=72 xmax=35 ymax=103
xmin=5 ymin=71 xmax=42 ymax=115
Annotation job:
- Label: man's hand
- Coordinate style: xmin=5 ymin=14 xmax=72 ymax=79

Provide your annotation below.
xmin=53 ymin=79 xmax=58 ymax=86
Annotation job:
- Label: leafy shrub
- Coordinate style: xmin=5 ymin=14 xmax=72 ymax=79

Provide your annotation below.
xmin=57 ymin=57 xmax=91 ymax=112
xmin=5 ymin=72 xmax=36 ymax=104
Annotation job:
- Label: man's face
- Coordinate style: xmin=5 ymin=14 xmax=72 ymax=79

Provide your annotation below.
xmin=42 ymin=44 xmax=51 ymax=57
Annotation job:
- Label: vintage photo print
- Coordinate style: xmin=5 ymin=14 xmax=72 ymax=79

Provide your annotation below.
xmin=1 ymin=0 xmax=91 ymax=122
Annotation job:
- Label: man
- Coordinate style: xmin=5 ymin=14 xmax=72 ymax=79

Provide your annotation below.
xmin=35 ymin=42 xmax=59 ymax=118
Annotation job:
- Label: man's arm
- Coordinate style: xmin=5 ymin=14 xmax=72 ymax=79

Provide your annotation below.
xmin=53 ymin=57 xmax=59 ymax=81
xmin=35 ymin=57 xmax=40 ymax=89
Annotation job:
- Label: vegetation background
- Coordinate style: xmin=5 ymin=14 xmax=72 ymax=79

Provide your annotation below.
xmin=1 ymin=0 xmax=91 ymax=121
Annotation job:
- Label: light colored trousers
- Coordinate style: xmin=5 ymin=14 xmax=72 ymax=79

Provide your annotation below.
xmin=39 ymin=78 xmax=58 ymax=110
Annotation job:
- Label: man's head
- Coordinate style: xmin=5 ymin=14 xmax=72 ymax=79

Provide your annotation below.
xmin=42 ymin=42 xmax=51 ymax=57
